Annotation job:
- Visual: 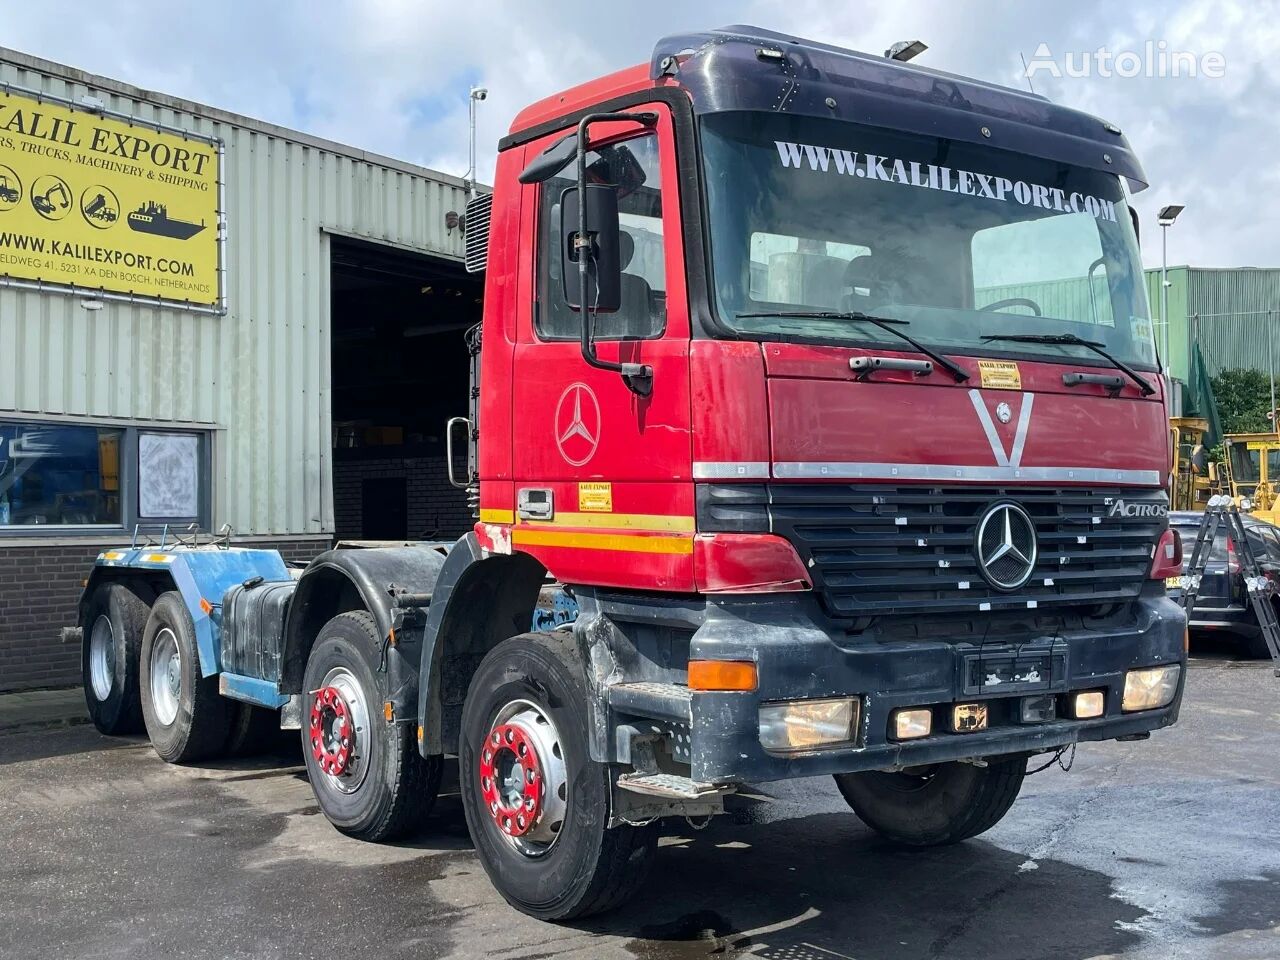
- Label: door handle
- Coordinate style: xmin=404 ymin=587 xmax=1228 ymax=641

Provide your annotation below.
xmin=446 ymin=417 xmax=472 ymax=490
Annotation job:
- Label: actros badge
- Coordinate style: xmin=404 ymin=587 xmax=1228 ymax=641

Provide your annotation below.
xmin=555 ymin=382 xmax=601 ymax=467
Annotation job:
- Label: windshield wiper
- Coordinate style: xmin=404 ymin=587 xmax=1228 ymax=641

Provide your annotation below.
xmin=979 ymin=333 xmax=1155 ymax=396
xmin=737 ymin=310 xmax=970 ymax=383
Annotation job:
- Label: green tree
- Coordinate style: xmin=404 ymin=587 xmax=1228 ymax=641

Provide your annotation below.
xmin=1211 ymin=368 xmax=1276 ymax=434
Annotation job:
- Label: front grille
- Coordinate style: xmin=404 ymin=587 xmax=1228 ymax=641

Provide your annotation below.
xmin=698 ymin=483 xmax=1168 ymax=618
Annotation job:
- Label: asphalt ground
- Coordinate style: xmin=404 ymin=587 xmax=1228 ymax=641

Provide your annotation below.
xmin=1 ymin=646 xmax=1277 ymax=960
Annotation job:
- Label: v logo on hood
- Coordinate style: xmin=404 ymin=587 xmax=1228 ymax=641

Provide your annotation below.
xmin=968 ymin=390 xmax=1034 ymax=468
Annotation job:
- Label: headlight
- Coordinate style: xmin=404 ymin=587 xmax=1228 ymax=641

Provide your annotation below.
xmin=1122 ymin=665 xmax=1181 ymax=712
xmin=758 ymin=697 xmax=858 ymax=752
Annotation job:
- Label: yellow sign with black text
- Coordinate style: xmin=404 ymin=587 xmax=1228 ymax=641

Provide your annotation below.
xmin=0 ymin=88 xmax=220 ymax=307
xmin=578 ymin=482 xmax=613 ymax=512
xmin=977 ymin=360 xmax=1022 ymax=390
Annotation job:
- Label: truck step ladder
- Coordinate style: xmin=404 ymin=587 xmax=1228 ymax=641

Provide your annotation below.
xmin=1180 ymin=495 xmax=1280 ymax=676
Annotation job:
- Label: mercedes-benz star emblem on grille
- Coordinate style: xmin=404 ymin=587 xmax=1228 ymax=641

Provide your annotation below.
xmin=975 ymin=501 xmax=1038 ymax=590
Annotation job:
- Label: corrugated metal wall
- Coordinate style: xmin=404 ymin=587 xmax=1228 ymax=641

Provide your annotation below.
xmin=0 ymin=50 xmax=471 ymax=536
xmin=1185 ymin=269 xmax=1280 ymax=378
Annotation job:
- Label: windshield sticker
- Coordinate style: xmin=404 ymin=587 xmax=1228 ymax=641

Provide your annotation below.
xmin=978 ymin=360 xmax=1023 ymax=390
xmin=774 ymin=141 xmax=1119 ymax=223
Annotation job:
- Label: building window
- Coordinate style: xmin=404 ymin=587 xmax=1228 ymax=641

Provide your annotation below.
xmin=0 ymin=420 xmax=210 ymax=533
xmin=0 ymin=422 xmax=123 ymax=527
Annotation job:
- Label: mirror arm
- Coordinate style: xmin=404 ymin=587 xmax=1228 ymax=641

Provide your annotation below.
xmin=575 ymin=112 xmax=657 ymax=396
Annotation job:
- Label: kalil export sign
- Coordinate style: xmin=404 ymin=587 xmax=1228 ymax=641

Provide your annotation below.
xmin=0 ymin=85 xmax=222 ymax=309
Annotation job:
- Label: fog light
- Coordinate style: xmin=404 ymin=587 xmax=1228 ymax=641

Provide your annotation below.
xmin=951 ymin=702 xmax=989 ymax=733
xmin=1020 ymin=694 xmax=1056 ymax=724
xmin=1071 ymin=691 xmax=1106 ymax=719
xmin=891 ymin=707 xmax=932 ymax=741
xmin=1123 ymin=665 xmax=1181 ymax=712
xmin=758 ymin=697 xmax=857 ymax=752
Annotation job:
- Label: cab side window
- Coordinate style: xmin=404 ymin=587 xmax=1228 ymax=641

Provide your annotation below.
xmin=536 ymin=132 xmax=667 ymax=340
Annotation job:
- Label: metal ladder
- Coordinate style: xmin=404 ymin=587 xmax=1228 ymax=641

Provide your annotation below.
xmin=1180 ymin=495 xmax=1280 ymax=676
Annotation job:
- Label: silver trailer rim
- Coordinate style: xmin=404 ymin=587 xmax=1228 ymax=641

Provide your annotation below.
xmin=150 ymin=627 xmax=182 ymax=727
xmin=88 ymin=614 xmax=115 ymax=702
xmin=317 ymin=666 xmax=371 ymax=794
xmin=479 ymin=699 xmax=569 ymax=858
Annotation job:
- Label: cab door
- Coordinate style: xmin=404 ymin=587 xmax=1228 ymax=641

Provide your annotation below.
xmin=509 ymin=104 xmax=694 ymax=591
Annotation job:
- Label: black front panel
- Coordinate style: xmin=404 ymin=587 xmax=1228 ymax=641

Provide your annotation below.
xmin=697 ymin=483 xmax=1168 ymax=619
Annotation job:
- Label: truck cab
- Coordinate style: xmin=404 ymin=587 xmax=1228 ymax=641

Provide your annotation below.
xmin=78 ymin=25 xmax=1187 ymax=922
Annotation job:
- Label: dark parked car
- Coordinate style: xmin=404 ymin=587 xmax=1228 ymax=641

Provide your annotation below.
xmin=1168 ymin=510 xmax=1279 ymax=658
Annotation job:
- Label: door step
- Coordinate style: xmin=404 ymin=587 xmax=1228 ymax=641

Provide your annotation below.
xmin=616 ymin=771 xmax=730 ymax=800
xmin=607 ymin=681 xmax=692 ymax=722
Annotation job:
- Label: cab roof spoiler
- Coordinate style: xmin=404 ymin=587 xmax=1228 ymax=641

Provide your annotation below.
xmin=651 ymin=25 xmax=1148 ymax=192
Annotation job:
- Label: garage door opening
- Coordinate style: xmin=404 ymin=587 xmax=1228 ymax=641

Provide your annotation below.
xmin=329 ymin=236 xmax=482 ymax=542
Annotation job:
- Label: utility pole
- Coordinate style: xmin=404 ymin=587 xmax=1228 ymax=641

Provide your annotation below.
xmin=466 ymin=86 xmax=488 ymax=199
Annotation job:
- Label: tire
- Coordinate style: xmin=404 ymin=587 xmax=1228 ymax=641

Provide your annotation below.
xmin=834 ymin=756 xmax=1027 ymax=847
xmin=81 ymin=580 xmax=154 ymax=735
xmin=139 ymin=591 xmax=230 ymax=763
xmin=301 ymin=611 xmax=442 ymax=841
xmin=224 ymin=701 xmax=281 ymax=757
xmin=459 ymin=631 xmax=659 ymax=921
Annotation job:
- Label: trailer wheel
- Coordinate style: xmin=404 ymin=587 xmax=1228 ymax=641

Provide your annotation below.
xmin=302 ymin=611 xmax=441 ymax=841
xmin=81 ymin=581 xmax=154 ymax=735
xmin=834 ymin=756 xmax=1027 ymax=847
xmin=139 ymin=591 xmax=229 ymax=763
xmin=460 ymin=632 xmax=659 ymax=920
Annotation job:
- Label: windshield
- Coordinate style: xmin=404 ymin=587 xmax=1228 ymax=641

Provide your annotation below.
xmin=1227 ymin=442 xmax=1262 ymax=486
xmin=700 ymin=112 xmax=1156 ymax=368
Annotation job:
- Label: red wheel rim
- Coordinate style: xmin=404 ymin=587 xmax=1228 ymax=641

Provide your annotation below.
xmin=309 ymin=685 xmax=355 ymax=777
xmin=478 ymin=722 xmax=544 ymax=837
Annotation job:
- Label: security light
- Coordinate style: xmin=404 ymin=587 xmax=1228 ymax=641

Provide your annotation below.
xmin=1158 ymin=204 xmax=1185 ymax=226
xmin=885 ymin=40 xmax=928 ymax=62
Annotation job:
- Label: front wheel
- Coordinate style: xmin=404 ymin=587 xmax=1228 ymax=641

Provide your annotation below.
xmin=834 ymin=756 xmax=1027 ymax=847
xmin=459 ymin=632 xmax=658 ymax=921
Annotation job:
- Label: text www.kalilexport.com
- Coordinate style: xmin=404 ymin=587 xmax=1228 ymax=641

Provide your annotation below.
xmin=0 ymin=232 xmax=196 ymax=276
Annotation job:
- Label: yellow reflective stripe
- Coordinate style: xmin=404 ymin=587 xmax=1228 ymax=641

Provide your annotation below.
xmin=519 ymin=512 xmax=695 ymax=533
xmin=478 ymin=508 xmax=515 ymax=524
xmin=511 ymin=528 xmax=693 ymax=555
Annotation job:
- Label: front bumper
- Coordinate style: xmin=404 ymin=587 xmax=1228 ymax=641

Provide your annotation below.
xmin=683 ymin=585 xmax=1186 ymax=784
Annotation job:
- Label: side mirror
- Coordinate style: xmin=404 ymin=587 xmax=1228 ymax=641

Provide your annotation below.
xmin=1129 ymin=205 xmax=1140 ymax=245
xmin=518 ymin=134 xmax=577 ymax=185
xmin=559 ymin=184 xmax=621 ymax=313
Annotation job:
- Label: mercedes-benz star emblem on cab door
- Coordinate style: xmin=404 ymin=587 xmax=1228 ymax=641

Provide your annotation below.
xmin=995 ymin=401 xmax=1013 ymax=424
xmin=554 ymin=382 xmax=601 ymax=467
xmin=975 ymin=501 xmax=1038 ymax=590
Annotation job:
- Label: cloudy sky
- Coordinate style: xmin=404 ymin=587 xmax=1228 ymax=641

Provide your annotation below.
xmin=7 ymin=0 xmax=1278 ymax=269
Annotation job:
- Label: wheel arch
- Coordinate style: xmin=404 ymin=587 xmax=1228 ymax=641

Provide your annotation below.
xmin=280 ymin=545 xmax=450 ymax=694
xmin=80 ymin=567 xmax=170 ymax=624
xmin=417 ymin=533 xmax=548 ymax=756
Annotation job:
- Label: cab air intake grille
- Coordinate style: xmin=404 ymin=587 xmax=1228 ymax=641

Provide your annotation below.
xmin=463 ymin=192 xmax=492 ymax=274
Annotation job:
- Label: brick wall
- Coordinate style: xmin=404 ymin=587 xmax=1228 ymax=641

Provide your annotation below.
xmin=333 ymin=453 xmax=472 ymax=542
xmin=0 ymin=534 xmax=331 ymax=692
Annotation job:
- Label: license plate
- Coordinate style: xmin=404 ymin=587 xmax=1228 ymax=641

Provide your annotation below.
xmin=1165 ymin=576 xmax=1183 ymax=589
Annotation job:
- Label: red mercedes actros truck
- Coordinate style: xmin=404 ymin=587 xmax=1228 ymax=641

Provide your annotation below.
xmin=78 ymin=26 xmax=1187 ymax=920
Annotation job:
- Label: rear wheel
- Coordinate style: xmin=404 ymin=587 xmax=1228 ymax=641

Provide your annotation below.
xmin=81 ymin=581 xmax=154 ymax=735
xmin=301 ymin=611 xmax=441 ymax=841
xmin=224 ymin=702 xmax=282 ymax=757
xmin=139 ymin=591 xmax=229 ymax=762
xmin=834 ymin=756 xmax=1027 ymax=847
xmin=459 ymin=632 xmax=658 ymax=920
